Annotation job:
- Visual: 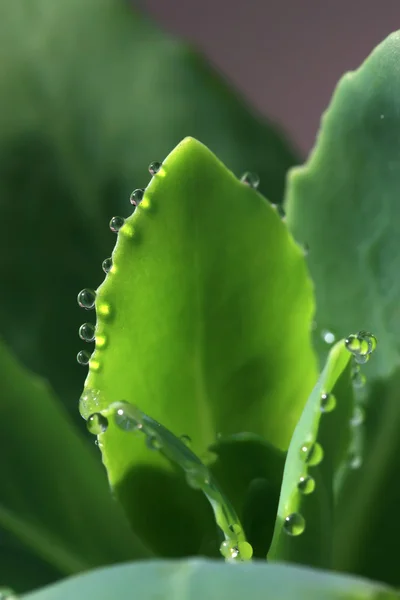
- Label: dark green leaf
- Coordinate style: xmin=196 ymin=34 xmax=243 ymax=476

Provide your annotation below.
xmin=0 ymin=338 xmax=149 ymax=587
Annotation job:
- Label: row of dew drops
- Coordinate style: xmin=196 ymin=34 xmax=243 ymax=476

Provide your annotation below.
xmin=283 ymin=330 xmax=376 ymax=538
xmin=77 ymin=162 xmax=361 ymax=554
xmin=76 ymin=166 xmax=286 ymax=369
xmin=75 ymin=161 xmax=163 ymax=368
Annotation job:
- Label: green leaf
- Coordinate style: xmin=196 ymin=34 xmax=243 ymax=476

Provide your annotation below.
xmin=22 ymin=559 xmax=399 ymax=600
xmin=268 ymin=341 xmax=353 ymax=567
xmin=209 ymin=434 xmax=286 ymax=558
xmin=334 ymin=368 xmax=400 ymax=586
xmin=0 ymin=538 xmax=61 ymax=594
xmin=80 ymin=137 xmax=317 ymax=555
xmin=0 ymin=0 xmax=298 ymax=418
xmin=285 ymin=31 xmax=400 ymax=381
xmin=0 ymin=337 xmax=149 ymax=585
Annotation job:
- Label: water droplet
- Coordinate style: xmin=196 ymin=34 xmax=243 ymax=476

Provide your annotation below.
xmin=186 ymin=465 xmax=210 ymax=489
xmin=346 ymin=331 xmax=377 ymax=362
xmin=345 ymin=334 xmax=361 ymax=353
xmin=322 ymin=329 xmax=336 ymax=344
xmin=299 ymin=442 xmax=324 ymax=466
xmin=348 ymin=453 xmax=362 ymax=469
xmin=77 ymin=350 xmax=90 ymax=366
xmin=283 ymin=513 xmax=306 ymax=536
xmin=355 ymin=353 xmax=370 ymax=365
xmin=240 ymin=172 xmax=259 ymax=189
xmin=352 ymin=366 xmax=366 ymax=388
xmin=79 ymin=388 xmax=103 ymax=419
xmin=320 ymin=392 xmax=336 ymax=413
xmin=130 ymin=188 xmax=144 ymax=205
xmin=297 ymin=475 xmax=315 ymax=495
xmin=114 ymin=403 xmax=143 ymax=432
xmin=87 ymin=413 xmax=108 ymax=435
xmin=146 ymin=434 xmax=163 ymax=451
xmin=102 ymin=257 xmax=112 ymax=273
xmin=77 ymin=289 xmax=96 ymax=310
xmin=180 ymin=434 xmax=191 ymax=446
xmin=228 ymin=523 xmax=242 ymax=536
xmin=350 ymin=405 xmax=365 ymax=427
xmin=79 ymin=322 xmax=95 ymax=342
xmin=220 ymin=540 xmax=253 ymax=561
xmin=109 ymin=216 xmax=125 ymax=232
xmin=149 ymin=161 xmax=162 ymax=176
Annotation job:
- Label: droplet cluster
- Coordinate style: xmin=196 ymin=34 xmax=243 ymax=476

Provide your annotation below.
xmin=345 ymin=331 xmax=377 ymax=364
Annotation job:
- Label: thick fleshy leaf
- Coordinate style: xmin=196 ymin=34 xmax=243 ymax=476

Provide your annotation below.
xmin=0 ymin=338 xmax=149 ymax=587
xmin=268 ymin=341 xmax=354 ymax=567
xmin=285 ymin=31 xmax=400 ymax=381
xmin=79 ymin=137 xmax=316 ymax=555
xmin=0 ymin=0 xmax=298 ymax=418
xmin=23 ymin=559 xmax=399 ymax=600
xmin=334 ymin=368 xmax=400 ymax=586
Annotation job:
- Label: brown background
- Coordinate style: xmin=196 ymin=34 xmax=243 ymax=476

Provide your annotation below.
xmin=144 ymin=0 xmax=400 ymax=153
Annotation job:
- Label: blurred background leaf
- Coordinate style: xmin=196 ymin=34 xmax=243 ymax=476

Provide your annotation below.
xmin=0 ymin=338 xmax=149 ymax=591
xmin=0 ymin=0 xmax=298 ymax=422
xmin=284 ymin=31 xmax=400 ymax=587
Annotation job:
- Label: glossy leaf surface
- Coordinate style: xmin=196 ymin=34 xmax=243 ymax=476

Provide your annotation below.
xmin=268 ymin=341 xmax=353 ymax=567
xmin=286 ymin=31 xmax=400 ymax=381
xmin=80 ymin=137 xmax=316 ymax=555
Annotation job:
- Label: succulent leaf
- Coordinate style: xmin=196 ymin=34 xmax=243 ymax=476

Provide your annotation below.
xmin=80 ymin=137 xmax=317 ymax=555
xmin=268 ymin=341 xmax=353 ymax=567
xmin=22 ymin=559 xmax=399 ymax=600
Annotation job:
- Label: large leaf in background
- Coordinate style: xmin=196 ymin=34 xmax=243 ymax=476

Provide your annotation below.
xmin=23 ymin=559 xmax=399 ymax=600
xmin=284 ymin=30 xmax=400 ymax=586
xmin=79 ymin=137 xmax=316 ymax=555
xmin=0 ymin=537 xmax=61 ymax=594
xmin=285 ymin=30 xmax=400 ymax=381
xmin=334 ymin=369 xmax=400 ymax=586
xmin=0 ymin=0 xmax=298 ymax=417
xmin=268 ymin=341 xmax=353 ymax=567
xmin=0 ymin=338 xmax=149 ymax=591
